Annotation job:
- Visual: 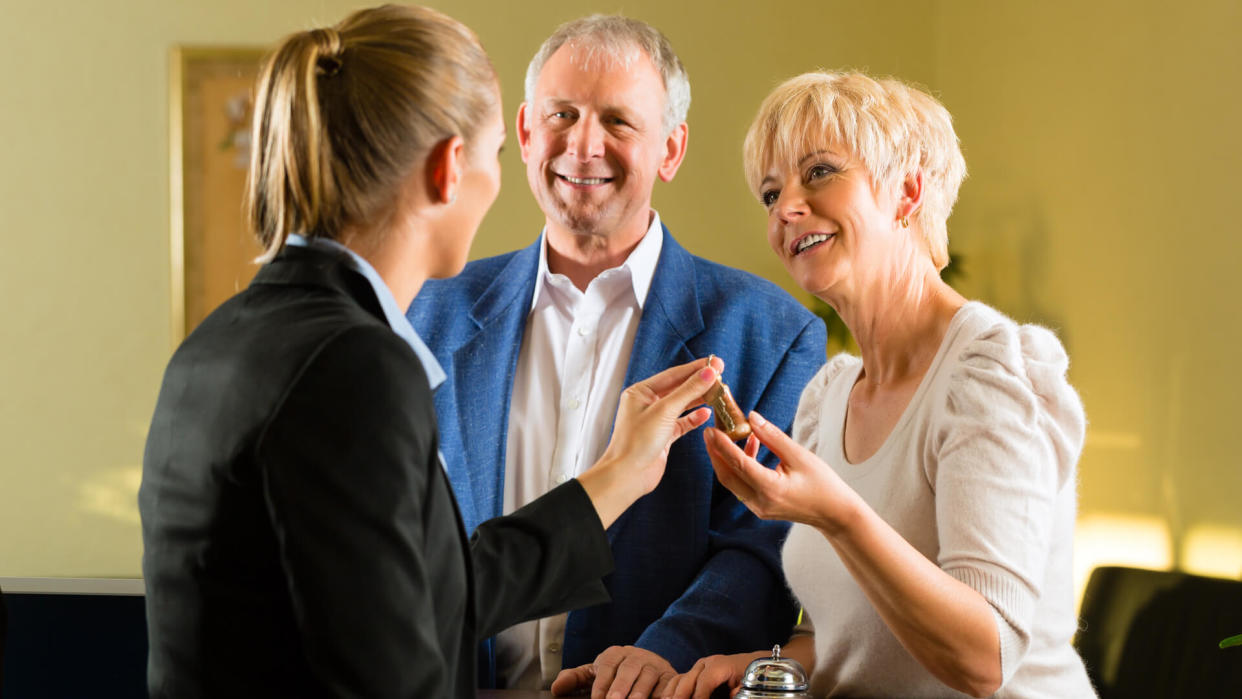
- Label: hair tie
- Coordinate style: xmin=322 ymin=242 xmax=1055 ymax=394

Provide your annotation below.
xmin=316 ymin=54 xmax=342 ymax=78
xmin=310 ymin=27 xmax=343 ymax=77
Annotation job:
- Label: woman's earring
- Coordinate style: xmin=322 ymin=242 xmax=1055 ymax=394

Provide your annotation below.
xmin=900 ymin=216 xmax=910 ymax=228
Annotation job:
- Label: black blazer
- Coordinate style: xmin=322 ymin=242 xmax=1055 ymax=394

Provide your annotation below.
xmin=139 ymin=246 xmax=612 ymax=697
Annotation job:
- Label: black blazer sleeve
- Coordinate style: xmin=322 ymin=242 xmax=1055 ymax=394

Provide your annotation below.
xmin=470 ymin=480 xmax=612 ymax=638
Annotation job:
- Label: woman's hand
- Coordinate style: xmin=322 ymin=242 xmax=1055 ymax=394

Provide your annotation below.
xmin=703 ymin=410 xmax=862 ymax=534
xmin=579 ymin=357 xmax=719 ymax=529
xmin=662 ymin=652 xmax=763 ymax=699
xmin=711 ymin=414 xmax=1004 ymax=696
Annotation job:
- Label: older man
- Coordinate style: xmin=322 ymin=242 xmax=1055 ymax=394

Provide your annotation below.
xmin=408 ymin=15 xmax=826 ymax=697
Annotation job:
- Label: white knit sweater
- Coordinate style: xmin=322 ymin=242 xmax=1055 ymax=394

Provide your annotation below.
xmin=782 ymin=302 xmax=1096 ymax=698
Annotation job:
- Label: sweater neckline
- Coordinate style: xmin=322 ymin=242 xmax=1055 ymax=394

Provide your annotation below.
xmin=832 ymin=301 xmax=986 ymax=469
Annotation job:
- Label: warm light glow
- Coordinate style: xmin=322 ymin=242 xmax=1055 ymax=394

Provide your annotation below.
xmin=1181 ymin=524 xmax=1242 ymax=579
xmin=1074 ymin=513 xmax=1173 ymax=611
xmin=74 ymin=465 xmax=143 ymax=526
xmin=1082 ymin=430 xmax=1142 ymax=450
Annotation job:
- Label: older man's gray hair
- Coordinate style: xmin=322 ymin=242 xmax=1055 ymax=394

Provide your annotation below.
xmin=524 ymin=14 xmax=691 ymax=136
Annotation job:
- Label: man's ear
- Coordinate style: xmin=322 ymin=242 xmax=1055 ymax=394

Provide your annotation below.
xmin=656 ymin=122 xmax=689 ymax=183
xmin=426 ymin=135 xmax=465 ymax=204
xmin=516 ymin=102 xmax=533 ymax=164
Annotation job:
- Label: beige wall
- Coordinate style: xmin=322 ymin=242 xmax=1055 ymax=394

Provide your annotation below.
xmin=2 ymin=0 xmax=1239 ymax=585
xmin=933 ymin=0 xmax=1242 ymax=584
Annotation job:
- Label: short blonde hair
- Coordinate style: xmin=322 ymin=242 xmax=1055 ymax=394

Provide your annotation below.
xmin=743 ymin=71 xmax=966 ymax=269
xmin=246 ymin=4 xmax=498 ymax=259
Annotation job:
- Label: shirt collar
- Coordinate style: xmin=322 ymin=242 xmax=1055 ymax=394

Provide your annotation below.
xmin=285 ymin=234 xmax=446 ymax=390
xmin=530 ymin=210 xmax=664 ymax=311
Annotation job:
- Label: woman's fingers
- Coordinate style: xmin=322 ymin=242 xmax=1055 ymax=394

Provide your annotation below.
xmin=616 ymin=359 xmax=717 ymax=444
xmin=650 ymin=363 xmax=719 ymax=417
xmin=588 ymin=358 xmax=724 ymax=528
xmin=632 ymin=356 xmax=722 ymax=400
xmin=708 ymin=426 xmax=779 ymax=488
xmin=610 ymin=359 xmax=716 ymax=458
xmin=703 ymin=427 xmax=758 ymax=504
xmin=745 ymin=410 xmax=813 ymax=467
xmin=744 ymin=434 xmax=759 ymax=460
xmin=672 ymin=407 xmax=713 ymax=441
xmin=703 ymin=427 xmax=739 ymax=475
xmin=737 ymin=410 xmax=854 ymax=531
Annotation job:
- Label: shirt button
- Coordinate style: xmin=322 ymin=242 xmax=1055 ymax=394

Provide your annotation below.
xmin=548 ymin=643 xmax=561 ymax=654
xmin=569 ymin=398 xmax=581 ymax=410
xmin=577 ymin=326 xmax=590 ymax=336
xmin=554 ymin=473 xmax=569 ymax=485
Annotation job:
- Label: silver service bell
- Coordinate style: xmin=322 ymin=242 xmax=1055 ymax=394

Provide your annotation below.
xmin=734 ymin=644 xmax=811 ymax=698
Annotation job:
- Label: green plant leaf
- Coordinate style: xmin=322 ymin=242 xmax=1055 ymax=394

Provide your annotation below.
xmin=1221 ymin=634 xmax=1242 ymax=649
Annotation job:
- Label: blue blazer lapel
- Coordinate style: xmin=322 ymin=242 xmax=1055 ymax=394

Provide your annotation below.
xmin=609 ymin=227 xmax=704 ymax=539
xmin=623 ymin=227 xmax=704 ymax=389
xmin=447 ymin=240 xmax=540 ymax=528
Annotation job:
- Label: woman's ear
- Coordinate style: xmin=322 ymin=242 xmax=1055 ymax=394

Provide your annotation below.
xmin=898 ymin=170 xmax=924 ymax=225
xmin=426 ymin=135 xmax=465 ymax=205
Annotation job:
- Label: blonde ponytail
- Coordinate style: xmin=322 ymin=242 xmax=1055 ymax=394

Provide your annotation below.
xmin=246 ymin=5 xmax=497 ymax=260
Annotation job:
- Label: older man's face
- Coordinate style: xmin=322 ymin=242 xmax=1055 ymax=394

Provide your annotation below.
xmin=518 ymin=43 xmax=684 ymax=240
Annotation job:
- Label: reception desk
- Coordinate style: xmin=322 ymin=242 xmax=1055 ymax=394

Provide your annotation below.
xmin=0 ymin=579 xmax=589 ymax=698
xmin=0 ymin=577 xmax=147 ymax=698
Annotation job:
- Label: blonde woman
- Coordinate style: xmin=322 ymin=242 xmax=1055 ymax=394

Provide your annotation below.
xmin=666 ymin=72 xmax=1094 ymax=698
xmin=139 ymin=6 xmax=719 ymax=697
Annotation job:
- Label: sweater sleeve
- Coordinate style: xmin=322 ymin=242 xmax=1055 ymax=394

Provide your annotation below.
xmin=929 ymin=320 xmax=1086 ymax=685
xmin=791 ymin=354 xmax=857 ymax=456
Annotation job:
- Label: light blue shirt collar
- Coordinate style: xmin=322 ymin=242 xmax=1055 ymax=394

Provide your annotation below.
xmin=285 ymin=234 xmax=446 ymax=390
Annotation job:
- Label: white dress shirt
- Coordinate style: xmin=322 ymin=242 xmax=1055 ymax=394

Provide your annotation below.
xmin=494 ymin=213 xmax=664 ymax=689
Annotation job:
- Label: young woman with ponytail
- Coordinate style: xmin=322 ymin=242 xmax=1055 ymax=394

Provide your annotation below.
xmin=139 ymin=6 xmax=719 ymax=697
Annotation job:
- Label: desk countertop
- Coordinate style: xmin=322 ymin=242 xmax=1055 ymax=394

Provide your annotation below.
xmin=477 ymin=691 xmax=555 ymax=698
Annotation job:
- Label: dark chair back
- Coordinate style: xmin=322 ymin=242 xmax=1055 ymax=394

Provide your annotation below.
xmin=1075 ymin=565 xmax=1242 ymax=697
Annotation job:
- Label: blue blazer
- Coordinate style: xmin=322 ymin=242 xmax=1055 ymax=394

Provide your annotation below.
xmin=408 ymin=226 xmax=827 ymax=682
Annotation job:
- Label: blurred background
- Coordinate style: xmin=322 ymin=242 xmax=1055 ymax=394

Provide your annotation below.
xmin=2 ymin=0 xmax=1239 ymax=608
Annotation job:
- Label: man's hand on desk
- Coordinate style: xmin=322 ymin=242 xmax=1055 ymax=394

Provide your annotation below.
xmin=550 ymin=645 xmax=676 ymax=698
